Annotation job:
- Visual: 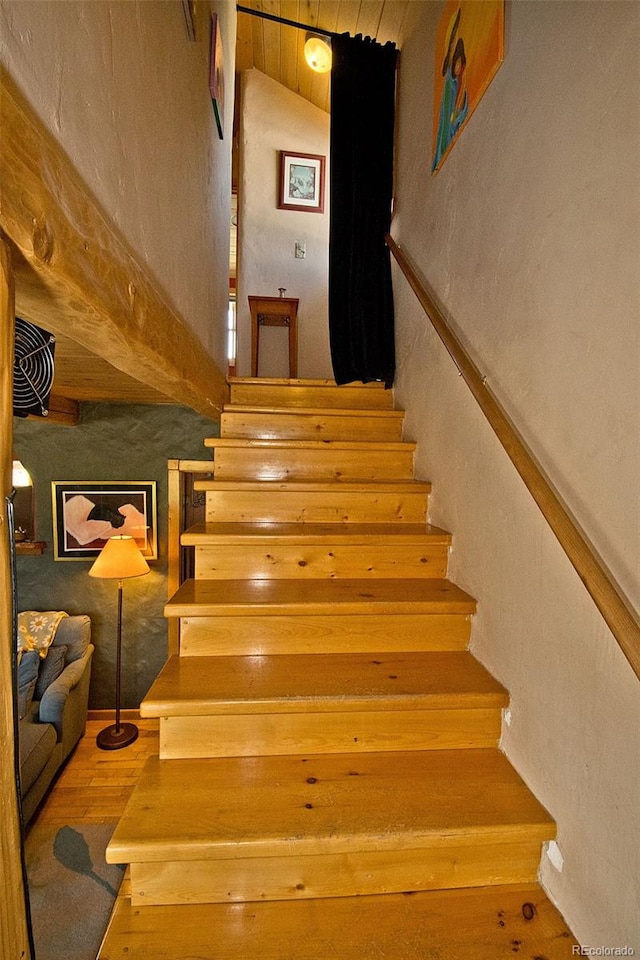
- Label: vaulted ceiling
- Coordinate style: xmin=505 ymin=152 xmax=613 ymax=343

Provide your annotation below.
xmin=236 ymin=0 xmax=410 ymax=113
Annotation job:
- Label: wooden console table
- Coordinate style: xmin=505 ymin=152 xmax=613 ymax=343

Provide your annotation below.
xmin=249 ymin=295 xmax=299 ymax=378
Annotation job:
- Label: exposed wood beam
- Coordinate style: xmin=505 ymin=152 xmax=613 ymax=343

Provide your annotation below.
xmin=0 ymin=68 xmax=228 ymax=420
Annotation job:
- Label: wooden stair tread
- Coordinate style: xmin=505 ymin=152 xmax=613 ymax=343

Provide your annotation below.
xmin=164 ymin=578 xmax=477 ymax=617
xmin=142 ymin=651 xmax=508 ymax=717
xmin=205 ymin=437 xmax=416 ymax=451
xmin=229 ymin=377 xmax=389 ymax=387
xmin=100 ymin=883 xmax=578 ymax=960
xmin=194 ymin=477 xmax=431 ymax=491
xmin=181 ymin=520 xmax=451 ymax=544
xmin=224 ymin=404 xmax=405 ymax=418
xmin=107 ymin=748 xmax=554 ymax=864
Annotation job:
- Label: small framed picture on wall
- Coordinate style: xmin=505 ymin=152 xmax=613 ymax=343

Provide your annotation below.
xmin=278 ymin=151 xmax=326 ymax=213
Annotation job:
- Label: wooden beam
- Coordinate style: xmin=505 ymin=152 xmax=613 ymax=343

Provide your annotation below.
xmin=27 ymin=394 xmax=80 ymax=426
xmin=387 ymin=234 xmax=640 ymax=681
xmin=0 ymin=68 xmax=228 ymax=420
xmin=0 ymin=239 xmax=31 ymax=959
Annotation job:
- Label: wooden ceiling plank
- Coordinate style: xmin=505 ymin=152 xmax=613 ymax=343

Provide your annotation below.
xmin=335 ymin=0 xmax=363 ymax=36
xmin=1 ymin=69 xmax=226 ymax=420
xmin=236 ymin=7 xmax=256 ymax=74
xmin=262 ymin=0 xmax=283 ymax=83
xmin=280 ymin=1 xmax=303 ymax=95
xmin=355 ymin=0 xmax=384 ymax=40
xmin=376 ymin=0 xmax=409 ymax=46
xmin=250 ymin=0 xmax=267 ymax=73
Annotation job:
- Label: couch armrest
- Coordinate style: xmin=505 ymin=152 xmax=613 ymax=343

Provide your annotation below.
xmin=39 ymin=645 xmax=94 ymax=756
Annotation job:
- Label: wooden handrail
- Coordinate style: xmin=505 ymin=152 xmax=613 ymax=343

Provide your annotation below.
xmin=386 ymin=233 xmax=640 ymax=681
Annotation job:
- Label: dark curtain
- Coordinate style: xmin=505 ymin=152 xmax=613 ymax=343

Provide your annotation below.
xmin=329 ymin=32 xmax=397 ymax=388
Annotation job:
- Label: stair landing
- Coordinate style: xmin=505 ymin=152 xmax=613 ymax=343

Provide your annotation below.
xmin=100 ymin=882 xmax=578 ymax=959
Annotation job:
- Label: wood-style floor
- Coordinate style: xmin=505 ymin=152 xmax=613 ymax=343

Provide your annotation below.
xmin=30 ymin=718 xmax=159 ymax=828
xmin=30 ymin=718 xmax=579 ymax=959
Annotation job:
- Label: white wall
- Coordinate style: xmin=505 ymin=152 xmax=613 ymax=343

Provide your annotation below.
xmin=394 ymin=0 xmax=639 ymax=947
xmin=0 ymin=0 xmax=236 ymax=370
xmin=237 ymin=69 xmax=332 ymax=378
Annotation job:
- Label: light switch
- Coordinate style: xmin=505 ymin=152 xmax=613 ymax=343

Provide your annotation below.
xmin=294 ymin=241 xmax=306 ymax=259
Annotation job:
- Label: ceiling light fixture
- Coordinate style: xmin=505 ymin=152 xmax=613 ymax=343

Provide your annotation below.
xmin=304 ymin=33 xmax=332 ymax=73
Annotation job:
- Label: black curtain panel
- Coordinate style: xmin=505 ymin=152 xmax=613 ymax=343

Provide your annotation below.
xmin=329 ymin=32 xmax=397 ymax=388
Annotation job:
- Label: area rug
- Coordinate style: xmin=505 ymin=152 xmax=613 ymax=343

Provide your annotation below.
xmin=25 ymin=821 xmax=125 ymax=960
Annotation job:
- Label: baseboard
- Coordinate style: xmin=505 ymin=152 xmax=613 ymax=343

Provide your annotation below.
xmin=87 ymin=709 xmax=142 ymax=721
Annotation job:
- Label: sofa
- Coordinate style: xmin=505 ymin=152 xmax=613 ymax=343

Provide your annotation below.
xmin=17 ymin=614 xmax=94 ymax=825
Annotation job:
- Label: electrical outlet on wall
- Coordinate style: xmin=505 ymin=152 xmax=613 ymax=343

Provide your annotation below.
xmin=294 ymin=241 xmax=306 ymax=259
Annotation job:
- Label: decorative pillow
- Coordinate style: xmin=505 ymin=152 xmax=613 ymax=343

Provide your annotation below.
xmin=18 ymin=611 xmax=69 ymax=659
xmin=17 ymin=650 xmax=40 ymax=719
xmin=54 ymin=616 xmax=91 ymax=663
xmin=34 ymin=645 xmax=68 ymax=701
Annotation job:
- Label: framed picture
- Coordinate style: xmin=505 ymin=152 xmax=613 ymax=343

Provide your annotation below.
xmin=278 ymin=151 xmax=326 ymax=213
xmin=52 ymin=482 xmax=158 ymax=561
xmin=431 ymin=0 xmax=504 ymax=174
xmin=209 ymin=12 xmax=224 ymax=139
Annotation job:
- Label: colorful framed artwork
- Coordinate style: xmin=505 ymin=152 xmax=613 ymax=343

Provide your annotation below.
xmin=52 ymin=481 xmax=157 ymax=561
xmin=209 ymin=12 xmax=224 ymax=139
xmin=431 ymin=0 xmax=505 ymax=174
xmin=278 ymin=151 xmax=326 ymax=213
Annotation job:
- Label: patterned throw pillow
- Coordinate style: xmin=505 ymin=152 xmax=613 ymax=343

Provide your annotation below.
xmin=34 ymin=645 xmax=68 ymax=701
xmin=17 ymin=611 xmax=69 ymax=659
xmin=17 ymin=650 xmax=40 ymax=718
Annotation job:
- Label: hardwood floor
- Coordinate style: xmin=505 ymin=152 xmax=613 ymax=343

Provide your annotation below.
xmin=30 ymin=719 xmax=159 ymax=828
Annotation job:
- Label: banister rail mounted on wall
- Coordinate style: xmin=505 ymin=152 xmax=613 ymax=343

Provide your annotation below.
xmin=386 ymin=233 xmax=640 ymax=682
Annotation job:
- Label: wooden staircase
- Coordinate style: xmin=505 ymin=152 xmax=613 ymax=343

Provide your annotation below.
xmin=99 ymin=377 xmax=577 ymax=959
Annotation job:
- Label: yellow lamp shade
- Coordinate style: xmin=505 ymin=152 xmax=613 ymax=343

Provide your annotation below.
xmin=304 ymin=34 xmax=332 ymax=74
xmin=88 ymin=535 xmax=150 ymax=580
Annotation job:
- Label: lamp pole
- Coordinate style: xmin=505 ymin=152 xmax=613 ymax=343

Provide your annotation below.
xmin=89 ymin=535 xmax=149 ymax=750
xmin=96 ymin=576 xmax=138 ymax=750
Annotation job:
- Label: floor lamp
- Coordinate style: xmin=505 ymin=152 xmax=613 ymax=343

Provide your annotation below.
xmin=89 ymin=535 xmax=150 ymax=750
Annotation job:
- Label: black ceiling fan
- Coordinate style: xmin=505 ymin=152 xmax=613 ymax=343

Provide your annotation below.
xmin=13 ymin=317 xmax=56 ymax=418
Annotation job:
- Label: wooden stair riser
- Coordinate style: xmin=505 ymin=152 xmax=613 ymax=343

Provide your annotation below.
xmin=176 ymin=613 xmax=472 ymax=656
xmin=128 ymin=841 xmax=546 ymax=906
xmin=228 ymin=379 xmax=394 ymax=410
xmin=208 ymin=444 xmax=415 ymax=482
xmin=192 ymin=542 xmax=449 ymax=580
xmin=202 ymin=485 xmax=429 ymax=523
xmin=221 ymin=409 xmax=405 ymax=442
xmin=156 ymin=708 xmax=504 ymax=759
